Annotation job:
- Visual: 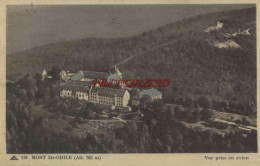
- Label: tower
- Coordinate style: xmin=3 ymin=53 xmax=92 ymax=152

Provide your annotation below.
xmin=114 ymin=65 xmax=122 ymax=78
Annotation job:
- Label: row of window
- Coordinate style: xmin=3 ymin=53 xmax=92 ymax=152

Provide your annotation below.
xmin=61 ymin=91 xmax=124 ymax=99
xmin=60 ymin=90 xmax=125 ymax=106
xmin=90 ymin=97 xmax=96 ymax=100
xmin=152 ymin=95 xmax=162 ymax=100
xmin=99 ymin=100 xmax=113 ymax=105
xmin=116 ymin=102 xmax=123 ymax=106
xmin=77 ymin=93 xmax=87 ymax=98
xmin=61 ymin=91 xmax=72 ymax=96
xmin=99 ymin=97 xmax=113 ymax=102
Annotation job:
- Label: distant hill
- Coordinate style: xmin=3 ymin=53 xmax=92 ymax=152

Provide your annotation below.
xmin=7 ymin=7 xmax=256 ymax=103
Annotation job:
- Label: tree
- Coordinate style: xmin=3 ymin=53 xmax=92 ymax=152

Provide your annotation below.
xmin=34 ymin=72 xmax=42 ymax=86
xmin=26 ymin=75 xmax=36 ymax=87
xmin=22 ymin=119 xmax=28 ymax=130
xmin=140 ymin=95 xmax=151 ymax=108
xmin=165 ymin=134 xmax=173 ymax=146
xmin=28 ymin=88 xmax=36 ymax=99
xmin=184 ymin=96 xmax=193 ymax=108
xmin=151 ymin=99 xmax=164 ymax=111
xmin=219 ymin=100 xmax=228 ymax=109
xmin=148 ymin=118 xmax=158 ymax=136
xmin=87 ymin=110 xmax=96 ymax=119
xmin=9 ymin=127 xmax=16 ymax=140
xmin=44 ymin=87 xmax=51 ymax=100
xmin=154 ymin=139 xmax=163 ymax=152
xmin=241 ymin=117 xmax=249 ymax=125
xmin=130 ymin=89 xmax=139 ymax=97
xmin=129 ymin=121 xmax=138 ymax=132
xmin=198 ymin=95 xmax=212 ymax=109
xmin=19 ymin=89 xmax=28 ymax=103
xmin=22 ymin=107 xmax=29 ymax=118
xmin=200 ymin=108 xmax=212 ymax=121
xmin=142 ymin=124 xmax=149 ymax=137
xmin=176 ymin=98 xmax=184 ymax=105
xmin=166 ymin=106 xmax=175 ymax=121
xmin=19 ymin=89 xmax=27 ymax=98
xmin=189 ymin=110 xmax=200 ymax=123
xmin=48 ymin=66 xmax=61 ymax=80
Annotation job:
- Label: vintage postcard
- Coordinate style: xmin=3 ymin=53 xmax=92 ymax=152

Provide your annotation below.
xmin=0 ymin=0 xmax=259 ymax=166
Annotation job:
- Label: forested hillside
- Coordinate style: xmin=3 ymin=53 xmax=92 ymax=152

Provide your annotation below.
xmin=7 ymin=7 xmax=256 ymax=103
xmin=6 ymin=7 xmax=257 ymax=153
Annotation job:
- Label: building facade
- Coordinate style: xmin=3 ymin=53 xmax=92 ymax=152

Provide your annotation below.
xmin=60 ymin=81 xmax=130 ymax=107
xmin=131 ymin=88 xmax=162 ymax=106
xmin=60 ymin=80 xmax=91 ymax=101
xmin=89 ymin=87 xmax=130 ymax=107
xmin=59 ymin=67 xmax=133 ymax=108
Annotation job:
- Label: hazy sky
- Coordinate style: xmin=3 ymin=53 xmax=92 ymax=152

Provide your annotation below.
xmin=7 ymin=4 xmax=255 ymax=54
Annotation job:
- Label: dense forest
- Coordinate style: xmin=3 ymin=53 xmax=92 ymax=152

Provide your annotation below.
xmin=6 ymin=73 xmax=257 ymax=153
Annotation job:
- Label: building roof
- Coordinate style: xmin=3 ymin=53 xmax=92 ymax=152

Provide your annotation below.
xmin=42 ymin=69 xmax=47 ymax=76
xmin=62 ymin=75 xmax=70 ymax=82
xmin=62 ymin=80 xmax=92 ymax=92
xmin=71 ymin=72 xmax=84 ymax=81
xmin=107 ymin=73 xmax=122 ymax=82
xmin=90 ymin=87 xmax=127 ymax=97
xmin=63 ymin=85 xmax=90 ymax=92
xmin=81 ymin=70 xmax=109 ymax=79
xmin=59 ymin=70 xmax=66 ymax=75
xmin=139 ymin=88 xmax=162 ymax=98
xmin=215 ymin=40 xmax=240 ymax=48
xmin=67 ymin=80 xmax=93 ymax=86
xmin=60 ymin=81 xmax=67 ymax=87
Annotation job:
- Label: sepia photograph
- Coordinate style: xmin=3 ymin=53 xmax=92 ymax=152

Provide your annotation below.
xmin=6 ymin=4 xmax=257 ymax=154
